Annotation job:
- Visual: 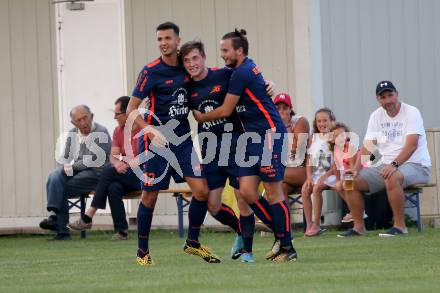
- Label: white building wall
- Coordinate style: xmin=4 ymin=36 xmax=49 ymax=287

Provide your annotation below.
xmin=318 ymin=0 xmax=440 ymax=221
xmin=0 ymin=0 xmax=59 ymax=228
xmin=319 ymin=0 xmax=440 ymax=137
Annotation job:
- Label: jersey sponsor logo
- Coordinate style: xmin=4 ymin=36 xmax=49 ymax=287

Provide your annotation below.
xmin=236 ymin=105 xmax=246 ymax=113
xmin=169 ymin=88 xmax=189 ymax=117
xmin=202 ymin=119 xmax=227 ymax=130
xmin=191 ymin=92 xmax=199 ymax=97
xmin=210 ymin=85 xmax=221 ymax=94
xmin=169 ymin=105 xmax=189 ymax=117
xmin=200 ymin=100 xmax=226 ymax=130
xmin=165 ymin=79 xmax=174 ymax=85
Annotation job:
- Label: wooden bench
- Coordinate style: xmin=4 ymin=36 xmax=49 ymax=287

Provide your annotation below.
xmin=68 ymin=188 xmax=192 ymax=239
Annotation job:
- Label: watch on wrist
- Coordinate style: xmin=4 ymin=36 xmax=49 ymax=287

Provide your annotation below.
xmin=391 ymin=161 xmax=399 ymax=168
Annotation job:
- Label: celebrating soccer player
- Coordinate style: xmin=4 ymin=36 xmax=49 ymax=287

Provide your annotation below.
xmin=127 ymin=22 xmax=220 ymax=266
xmin=193 ymin=29 xmax=298 ymax=262
xmin=181 ymin=40 xmax=275 ymax=262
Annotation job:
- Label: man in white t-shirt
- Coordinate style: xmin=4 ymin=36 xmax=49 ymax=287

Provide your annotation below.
xmin=338 ymin=81 xmax=431 ymax=237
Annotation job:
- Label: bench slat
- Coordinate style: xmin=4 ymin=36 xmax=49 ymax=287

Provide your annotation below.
xmin=404 ymin=183 xmax=436 ymax=193
xmin=123 ymin=189 xmax=192 ymax=199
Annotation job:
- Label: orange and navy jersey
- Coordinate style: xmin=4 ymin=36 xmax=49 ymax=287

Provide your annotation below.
xmin=188 ymin=67 xmax=243 ymax=136
xmin=228 ymin=58 xmax=286 ymax=134
xmin=132 ymin=57 xmax=191 ymax=136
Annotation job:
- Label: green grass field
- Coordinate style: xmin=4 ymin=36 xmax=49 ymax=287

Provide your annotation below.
xmin=1 ymin=228 xmax=440 ymax=292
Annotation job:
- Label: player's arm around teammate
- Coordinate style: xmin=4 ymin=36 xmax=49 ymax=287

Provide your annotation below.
xmin=193 ymin=29 xmax=297 ymax=262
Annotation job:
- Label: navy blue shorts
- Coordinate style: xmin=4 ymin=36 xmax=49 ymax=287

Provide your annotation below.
xmin=199 ymin=132 xmax=241 ymax=190
xmin=138 ymin=137 xmax=204 ymax=191
xmin=236 ymin=132 xmax=287 ymax=182
xmin=205 ymin=165 xmax=239 ymax=190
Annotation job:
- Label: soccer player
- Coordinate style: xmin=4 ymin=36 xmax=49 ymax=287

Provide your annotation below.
xmin=193 ymin=29 xmax=298 ymax=262
xmin=127 ymin=22 xmax=219 ymax=266
xmin=180 ymin=40 xmax=275 ymax=262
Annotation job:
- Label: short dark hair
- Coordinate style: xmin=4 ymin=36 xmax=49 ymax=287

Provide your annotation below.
xmin=180 ymin=40 xmax=205 ymax=58
xmin=156 ymin=21 xmax=180 ymax=36
xmin=312 ymin=107 xmax=336 ymax=133
xmin=222 ymin=28 xmax=249 ymax=55
xmin=115 ymin=96 xmax=130 ymax=112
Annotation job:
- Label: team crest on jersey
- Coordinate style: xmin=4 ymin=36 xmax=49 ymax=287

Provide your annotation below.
xmin=200 ymin=100 xmax=226 ymax=130
xmin=169 ymin=88 xmax=189 ymax=117
xmin=177 ymin=93 xmax=185 ymax=105
xmin=204 ymin=105 xmax=214 ymax=113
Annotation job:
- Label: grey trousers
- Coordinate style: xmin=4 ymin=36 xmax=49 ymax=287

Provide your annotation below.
xmin=46 ymin=167 xmax=100 ymax=234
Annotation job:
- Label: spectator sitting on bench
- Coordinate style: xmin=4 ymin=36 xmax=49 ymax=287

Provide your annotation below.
xmin=338 ymin=81 xmax=431 ymax=237
xmin=39 ymin=105 xmax=111 ymax=240
xmin=69 ymin=96 xmax=141 ymax=240
xmin=301 ymin=108 xmax=336 ymax=236
xmin=328 ymin=122 xmax=366 ymax=224
xmin=274 ymin=93 xmax=310 ymax=198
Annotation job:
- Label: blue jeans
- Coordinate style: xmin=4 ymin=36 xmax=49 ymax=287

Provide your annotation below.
xmin=46 ymin=167 xmax=100 ymax=234
xmin=91 ymin=166 xmax=140 ymax=232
